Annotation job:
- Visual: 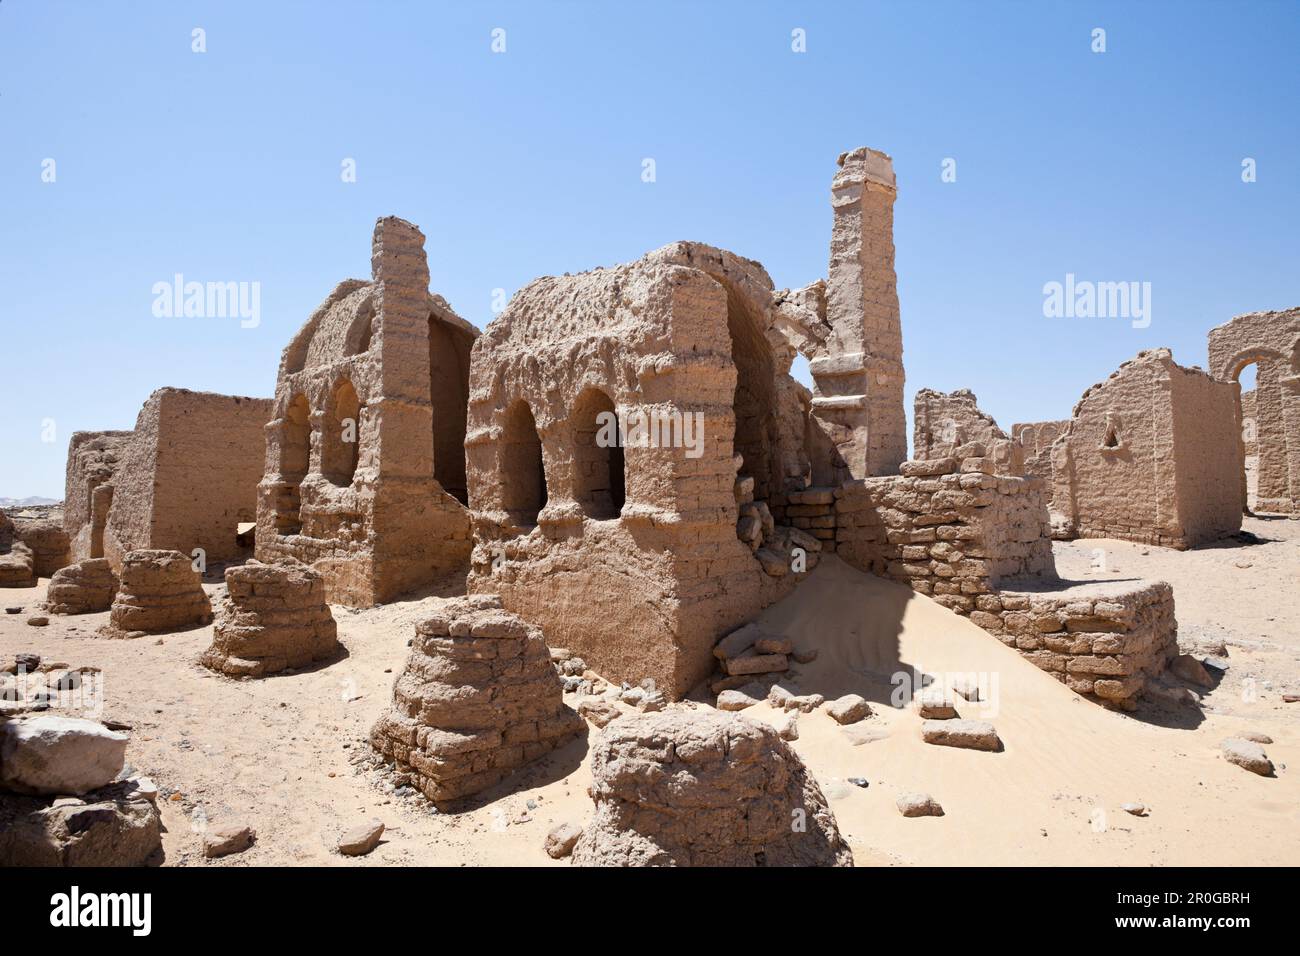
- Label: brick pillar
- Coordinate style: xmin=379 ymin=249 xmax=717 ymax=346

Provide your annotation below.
xmin=815 ymin=147 xmax=906 ymax=479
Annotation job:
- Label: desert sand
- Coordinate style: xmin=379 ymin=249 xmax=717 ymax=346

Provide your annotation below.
xmin=2 ymin=517 xmax=1295 ymax=867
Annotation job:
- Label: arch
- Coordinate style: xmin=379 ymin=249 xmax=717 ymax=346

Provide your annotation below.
xmin=724 ymin=280 xmax=780 ymax=501
xmin=429 ymin=315 xmax=474 ymax=505
xmin=346 ymin=298 xmax=374 ymax=355
xmin=571 ymin=388 xmax=625 ymax=520
xmin=322 ymin=380 xmax=361 ymax=486
xmin=277 ymin=394 xmax=311 ymax=533
xmin=500 ymin=400 xmax=547 ymax=526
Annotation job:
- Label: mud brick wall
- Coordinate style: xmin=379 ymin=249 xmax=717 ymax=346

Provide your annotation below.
xmin=104 ymin=389 xmax=272 ymax=570
xmin=971 ymin=581 xmax=1177 ymax=710
xmin=773 ymin=487 xmax=836 ymax=551
xmin=834 ymin=465 xmax=1054 ymax=613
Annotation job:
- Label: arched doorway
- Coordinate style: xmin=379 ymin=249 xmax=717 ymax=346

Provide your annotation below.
xmin=571 ymin=389 xmax=624 ymax=520
xmin=501 ymin=400 xmax=547 ymax=526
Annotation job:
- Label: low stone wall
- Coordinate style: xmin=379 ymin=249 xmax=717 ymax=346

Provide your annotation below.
xmin=972 ymin=579 xmax=1178 ymax=709
xmin=11 ymin=520 xmax=70 ymax=578
xmin=832 ymin=460 xmax=1177 ymax=708
xmin=46 ymin=560 xmax=118 ymax=615
xmin=834 ymin=462 xmax=1054 ymax=614
xmin=771 ymin=487 xmax=837 ymax=552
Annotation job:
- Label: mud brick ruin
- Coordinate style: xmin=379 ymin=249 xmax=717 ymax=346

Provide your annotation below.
xmin=464 ymin=148 xmax=907 ymax=699
xmin=1208 ymin=307 xmax=1300 ymax=515
xmin=913 ymin=388 xmax=1024 ymax=476
xmin=64 ymin=389 xmax=270 ymax=569
xmin=202 ymin=560 xmax=338 ymax=677
xmin=12 ymin=144 xmax=1291 ymax=728
xmin=1048 ymin=349 xmax=1242 ymax=548
xmin=45 ymin=559 xmax=118 ymax=615
xmin=255 ymin=218 xmax=476 ymax=606
xmin=370 ymin=595 xmax=584 ymax=807
xmin=106 ymin=550 xmax=212 ymax=635
xmin=573 ymin=710 xmax=853 ymax=867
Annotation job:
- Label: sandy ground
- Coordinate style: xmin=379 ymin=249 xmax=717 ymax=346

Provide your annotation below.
xmin=2 ymin=516 xmax=1296 ymax=867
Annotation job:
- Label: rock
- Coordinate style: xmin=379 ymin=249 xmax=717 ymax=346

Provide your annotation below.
xmin=791 ymin=645 xmax=819 ymax=664
xmin=897 ymin=792 xmax=944 ymax=817
xmin=724 ymin=651 xmax=788 ymax=676
xmin=203 ymin=823 xmax=256 ymax=858
xmin=754 ymin=548 xmax=788 ymax=577
xmin=1170 ymin=653 xmax=1214 ymax=688
xmin=1241 ymin=731 xmax=1273 ymax=745
xmin=0 ymin=784 xmax=163 ymax=866
xmin=826 ymin=694 xmax=871 ymax=725
xmin=767 ymin=683 xmax=823 ymax=713
xmin=636 ymin=690 xmax=666 ymax=713
xmin=26 ymin=616 xmax=49 ymax=627
xmin=717 ymin=688 xmax=761 ymax=711
xmin=950 ymin=676 xmax=982 ymax=702
xmin=713 ymin=623 xmax=761 ymax=661
xmin=14 ymin=652 xmax=40 ymax=671
xmin=337 ymin=819 xmax=384 ymax=856
xmin=544 ymin=822 xmax=583 ymax=859
xmin=572 ymin=711 xmax=852 ymax=867
xmin=0 ymin=716 xmax=128 ymax=795
xmin=4 ymin=607 xmax=21 ymax=615
xmin=921 ymin=719 xmax=1001 ymax=752
xmin=1120 ymin=803 xmax=1147 ymax=816
xmin=776 ymin=712 xmax=799 ymax=741
xmin=577 ymin=698 xmax=622 ymax=729
xmin=847 ymin=777 xmax=869 ymax=789
xmin=754 ymin=637 xmax=794 ymax=655
xmin=916 ymin=686 xmax=957 ymax=719
xmin=128 ymin=777 xmax=159 ymax=805
xmin=1220 ymin=737 xmax=1274 ymax=776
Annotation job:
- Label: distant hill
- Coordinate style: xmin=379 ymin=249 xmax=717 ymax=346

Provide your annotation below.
xmin=0 ymin=496 xmax=61 ymax=508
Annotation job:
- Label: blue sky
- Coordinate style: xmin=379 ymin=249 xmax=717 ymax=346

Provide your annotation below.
xmin=2 ymin=1 xmax=1297 ymax=498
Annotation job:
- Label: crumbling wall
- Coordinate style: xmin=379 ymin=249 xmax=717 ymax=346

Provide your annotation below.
xmin=1051 ymin=349 xmax=1241 ymax=548
xmin=1011 ymin=419 xmax=1069 ymax=489
xmin=777 ymin=148 xmax=906 ymax=482
xmin=833 ymin=460 xmax=1177 ymax=708
xmin=63 ymin=431 xmax=133 ymax=563
xmin=834 ymin=462 xmax=1055 ymax=613
xmin=913 ymin=388 xmax=1023 ymax=474
xmin=100 ymin=389 xmax=272 ymax=570
xmin=255 ymin=218 xmax=475 ymax=605
xmin=1207 ymin=307 xmax=1300 ymax=514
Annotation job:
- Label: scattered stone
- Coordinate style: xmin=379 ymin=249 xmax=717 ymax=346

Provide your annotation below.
xmin=1241 ymin=732 xmax=1273 ymax=745
xmin=572 ymin=711 xmax=852 ymax=867
xmin=841 ymin=724 xmax=890 ymax=746
xmin=578 ymin=698 xmax=623 ymax=728
xmin=826 ymin=693 xmax=871 ymax=725
xmin=14 ymin=653 xmax=40 ymax=671
xmin=5 ymin=607 xmax=22 ymax=615
xmin=847 ymin=777 xmax=869 ymax=789
xmin=0 ymin=782 xmax=163 ymax=866
xmin=337 ymin=819 xmax=384 ymax=856
xmin=791 ymin=645 xmax=819 ymax=664
xmin=26 ymin=616 xmax=49 ymax=628
xmin=754 ymin=637 xmax=794 ymax=655
xmin=717 ymin=688 xmax=761 ymax=711
xmin=0 ymin=716 xmax=128 ymax=795
xmin=1220 ymin=737 xmax=1274 ymax=776
xmin=776 ymin=712 xmax=799 ymax=741
xmin=921 ymin=719 xmax=1001 ymax=752
xmin=1120 ymin=803 xmax=1147 ymax=816
xmin=203 ymin=823 xmax=256 ymax=859
xmin=544 ymin=822 xmax=583 ymax=859
xmin=1170 ymin=653 xmax=1215 ymax=688
xmin=897 ymin=792 xmax=944 ymax=817
xmin=950 ymin=676 xmax=982 ymax=702
xmin=916 ymin=686 xmax=957 ymax=719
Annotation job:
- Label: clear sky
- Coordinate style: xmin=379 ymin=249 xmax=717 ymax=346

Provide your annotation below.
xmin=2 ymin=1 xmax=1297 ymax=498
